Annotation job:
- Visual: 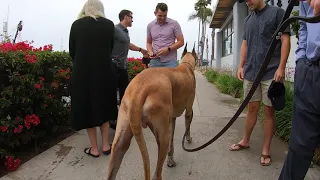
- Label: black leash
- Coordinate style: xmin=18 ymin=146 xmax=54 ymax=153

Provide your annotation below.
xmin=182 ymin=0 xmax=320 ymax=152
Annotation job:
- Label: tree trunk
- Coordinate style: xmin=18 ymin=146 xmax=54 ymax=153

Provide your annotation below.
xmin=200 ymin=20 xmax=206 ymax=66
xmin=197 ymin=20 xmax=201 ymax=54
xmin=211 ymin=28 xmax=215 ymax=66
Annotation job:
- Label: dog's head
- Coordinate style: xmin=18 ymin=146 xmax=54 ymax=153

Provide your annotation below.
xmin=180 ymin=42 xmax=197 ymax=69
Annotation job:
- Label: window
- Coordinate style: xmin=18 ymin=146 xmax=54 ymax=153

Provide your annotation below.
xmin=222 ymin=19 xmax=234 ymax=57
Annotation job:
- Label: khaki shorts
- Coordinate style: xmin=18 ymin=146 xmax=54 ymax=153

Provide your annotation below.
xmin=243 ymin=79 xmax=273 ymax=107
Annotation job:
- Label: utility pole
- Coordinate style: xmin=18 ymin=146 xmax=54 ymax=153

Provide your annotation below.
xmin=1 ymin=6 xmax=10 ymax=43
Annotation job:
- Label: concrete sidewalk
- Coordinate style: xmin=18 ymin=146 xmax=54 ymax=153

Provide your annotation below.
xmin=1 ymin=71 xmax=319 ymax=180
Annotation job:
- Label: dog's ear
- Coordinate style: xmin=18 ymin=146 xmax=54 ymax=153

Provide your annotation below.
xmin=192 ymin=42 xmax=196 ymax=57
xmin=192 ymin=42 xmax=197 ymax=63
xmin=182 ymin=42 xmax=188 ymax=57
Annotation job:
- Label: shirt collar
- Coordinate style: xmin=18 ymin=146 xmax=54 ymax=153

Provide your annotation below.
xmin=117 ymin=23 xmax=128 ymax=33
xmin=253 ymin=3 xmax=269 ymax=14
xmin=155 ymin=18 xmax=169 ymax=25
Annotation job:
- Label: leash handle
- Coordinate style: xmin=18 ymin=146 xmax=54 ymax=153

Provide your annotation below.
xmin=182 ymin=1 xmax=320 ymax=152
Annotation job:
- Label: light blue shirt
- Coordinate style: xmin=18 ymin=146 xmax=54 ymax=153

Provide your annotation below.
xmin=295 ymin=2 xmax=320 ymax=61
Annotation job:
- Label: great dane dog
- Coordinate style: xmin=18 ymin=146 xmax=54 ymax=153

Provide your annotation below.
xmin=107 ymin=43 xmax=197 ymax=180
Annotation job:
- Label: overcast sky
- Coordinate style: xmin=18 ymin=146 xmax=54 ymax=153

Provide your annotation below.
xmin=0 ymin=0 xmax=216 ymax=60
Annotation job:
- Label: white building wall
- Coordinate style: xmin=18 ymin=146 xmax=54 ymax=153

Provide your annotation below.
xmin=221 ymin=54 xmax=233 ymax=69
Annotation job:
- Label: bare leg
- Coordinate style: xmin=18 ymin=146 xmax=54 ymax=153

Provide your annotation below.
xmin=86 ymin=127 xmax=100 ymax=156
xmin=100 ymin=121 xmax=111 ymax=152
xmin=261 ymin=105 xmax=275 ymax=165
xmin=230 ymin=101 xmax=260 ymax=150
xmin=167 ymin=117 xmax=176 ymax=167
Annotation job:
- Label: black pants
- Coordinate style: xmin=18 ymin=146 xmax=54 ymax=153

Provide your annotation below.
xmin=279 ymin=58 xmax=320 ymax=180
xmin=115 ymin=68 xmax=129 ymax=105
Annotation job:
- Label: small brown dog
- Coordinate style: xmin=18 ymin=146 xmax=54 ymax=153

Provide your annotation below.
xmin=107 ymin=43 xmax=197 ymax=180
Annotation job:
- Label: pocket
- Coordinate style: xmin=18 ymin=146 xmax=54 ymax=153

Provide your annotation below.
xmin=259 ymin=21 xmax=275 ymax=36
xmin=293 ymin=59 xmax=303 ymax=90
xmin=294 ymin=59 xmax=304 ymax=80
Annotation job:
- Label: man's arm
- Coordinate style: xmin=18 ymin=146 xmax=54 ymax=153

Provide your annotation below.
xmin=239 ymin=40 xmax=248 ymax=69
xmin=129 ymin=43 xmax=148 ymax=55
xmin=309 ymin=0 xmax=320 ymax=15
xmin=237 ymin=20 xmax=248 ymax=81
xmin=169 ymin=22 xmax=184 ymax=50
xmin=239 ymin=20 xmax=248 ymax=69
xmin=129 ymin=43 xmax=142 ymax=51
xmin=273 ymin=8 xmax=291 ymax=82
xmin=279 ymin=34 xmax=291 ymax=70
xmin=146 ymin=24 xmax=154 ymax=55
xmin=278 ymin=9 xmax=291 ymax=69
xmin=295 ymin=2 xmax=308 ymax=60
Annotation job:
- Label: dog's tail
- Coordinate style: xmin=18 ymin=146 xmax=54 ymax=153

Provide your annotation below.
xmin=128 ymin=94 xmax=151 ymax=179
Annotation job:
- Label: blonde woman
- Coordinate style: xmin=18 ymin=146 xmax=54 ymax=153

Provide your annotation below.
xmin=68 ymin=0 xmax=117 ymax=157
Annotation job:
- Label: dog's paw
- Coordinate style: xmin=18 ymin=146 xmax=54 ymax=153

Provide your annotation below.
xmin=186 ymin=136 xmax=192 ymax=143
xmin=167 ymin=156 xmax=176 ymax=168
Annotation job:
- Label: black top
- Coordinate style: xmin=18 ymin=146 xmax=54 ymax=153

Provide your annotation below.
xmin=68 ymin=16 xmax=118 ymax=131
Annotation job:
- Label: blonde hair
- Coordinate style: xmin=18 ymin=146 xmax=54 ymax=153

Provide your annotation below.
xmin=77 ymin=0 xmax=105 ymax=20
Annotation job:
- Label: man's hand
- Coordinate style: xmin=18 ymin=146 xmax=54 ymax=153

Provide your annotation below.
xmin=140 ymin=48 xmax=148 ymax=56
xmin=156 ymin=47 xmax=169 ymax=57
xmin=148 ymin=51 xmax=158 ymax=59
xmin=274 ymin=67 xmax=285 ymax=82
xmin=308 ymin=0 xmax=320 ymax=15
xmin=237 ymin=67 xmax=244 ymax=81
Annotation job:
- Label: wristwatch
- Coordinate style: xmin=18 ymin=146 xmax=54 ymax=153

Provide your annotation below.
xmin=168 ymin=47 xmax=171 ymax=51
xmin=139 ymin=48 xmax=141 ymax=52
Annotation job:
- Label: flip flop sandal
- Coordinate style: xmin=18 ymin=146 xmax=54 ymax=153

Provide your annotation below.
xmin=229 ymin=144 xmax=250 ymax=151
xmin=260 ymin=154 xmax=272 ymax=166
xmin=84 ymin=147 xmax=100 ymax=158
xmin=103 ymin=144 xmax=112 ymax=155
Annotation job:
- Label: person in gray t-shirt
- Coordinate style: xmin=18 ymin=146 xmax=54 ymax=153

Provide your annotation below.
xmin=111 ymin=10 xmax=148 ymax=102
xmin=229 ymin=0 xmax=291 ymax=166
xmin=109 ymin=10 xmax=147 ymax=130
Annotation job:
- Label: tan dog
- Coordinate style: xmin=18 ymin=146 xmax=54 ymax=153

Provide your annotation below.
xmin=107 ymin=43 xmax=197 ymax=180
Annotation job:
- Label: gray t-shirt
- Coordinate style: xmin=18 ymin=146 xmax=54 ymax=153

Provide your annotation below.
xmin=111 ymin=23 xmax=130 ymax=70
xmin=243 ymin=4 xmax=291 ymax=81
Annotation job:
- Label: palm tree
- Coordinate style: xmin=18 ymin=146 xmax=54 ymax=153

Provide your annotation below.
xmin=188 ymin=0 xmax=213 ymax=66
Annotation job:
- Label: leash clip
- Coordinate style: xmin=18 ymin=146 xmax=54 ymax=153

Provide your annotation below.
xmin=276 ymin=32 xmax=282 ymax=40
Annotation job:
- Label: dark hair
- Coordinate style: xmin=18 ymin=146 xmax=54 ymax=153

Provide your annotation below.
xmin=119 ymin=9 xmax=132 ymax=21
xmin=155 ymin=3 xmax=168 ymax=12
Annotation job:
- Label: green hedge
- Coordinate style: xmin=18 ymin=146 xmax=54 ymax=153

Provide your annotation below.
xmin=204 ymin=68 xmax=320 ymax=165
xmin=0 ymin=41 xmax=73 ymax=172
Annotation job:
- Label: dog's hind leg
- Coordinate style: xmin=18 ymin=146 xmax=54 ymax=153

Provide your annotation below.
xmin=167 ymin=117 xmax=176 ymax=167
xmin=151 ymin=115 xmax=171 ymax=180
xmin=107 ymin=109 xmax=133 ymax=180
xmin=185 ymin=108 xmax=193 ymax=143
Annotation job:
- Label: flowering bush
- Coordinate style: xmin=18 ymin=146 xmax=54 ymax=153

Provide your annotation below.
xmin=0 ymin=41 xmax=72 ymax=172
xmin=127 ymin=57 xmax=147 ymax=80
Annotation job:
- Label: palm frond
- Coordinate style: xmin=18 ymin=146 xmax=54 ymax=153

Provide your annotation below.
xmin=188 ymin=13 xmax=199 ymax=21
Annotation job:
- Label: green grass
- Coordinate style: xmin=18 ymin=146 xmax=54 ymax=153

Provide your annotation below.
xmin=204 ymin=69 xmax=243 ymax=98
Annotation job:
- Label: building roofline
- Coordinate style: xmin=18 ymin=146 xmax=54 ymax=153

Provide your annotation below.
xmin=210 ymin=0 xmax=236 ymax=28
